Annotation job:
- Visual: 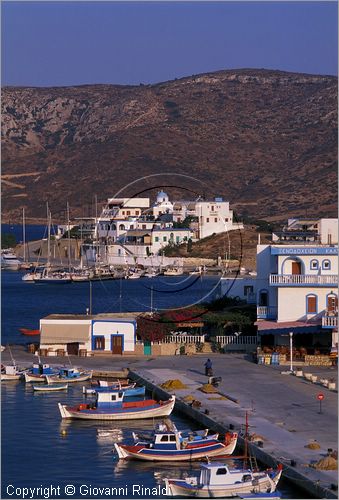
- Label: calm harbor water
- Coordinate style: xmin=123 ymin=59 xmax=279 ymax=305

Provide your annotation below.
xmin=1 ymin=271 xmax=309 ymax=498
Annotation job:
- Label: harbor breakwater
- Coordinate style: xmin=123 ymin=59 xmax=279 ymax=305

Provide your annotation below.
xmin=128 ymin=370 xmax=337 ymax=499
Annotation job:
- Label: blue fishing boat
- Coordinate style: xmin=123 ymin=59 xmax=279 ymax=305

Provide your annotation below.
xmin=114 ymin=423 xmax=238 ymax=461
xmin=58 ymin=390 xmax=175 ymax=421
xmin=82 ymin=385 xmax=146 ymax=397
xmin=24 ymin=362 xmax=59 ymax=383
xmin=47 ymin=367 xmax=92 ymax=383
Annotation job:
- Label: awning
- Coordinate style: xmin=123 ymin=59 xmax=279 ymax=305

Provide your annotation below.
xmin=40 ymin=324 xmax=90 ymax=344
xmin=255 ymin=320 xmax=321 ymax=334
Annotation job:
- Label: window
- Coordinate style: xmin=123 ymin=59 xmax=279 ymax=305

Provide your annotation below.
xmin=307 ymin=295 xmax=317 ymax=314
xmin=155 ymin=237 xmax=159 ymax=242
xmin=322 ymin=260 xmax=331 ymax=270
xmin=259 ymin=290 xmax=268 ymax=306
xmin=216 ymin=468 xmax=227 ymax=476
xmin=310 ymin=260 xmax=319 ymax=270
xmin=225 ymin=218 xmax=229 ymax=222
xmin=160 ymin=435 xmax=169 ymax=442
xmin=206 ymin=218 xmax=210 ymax=223
xmin=94 ymin=337 xmax=105 ymax=350
xmin=111 ymin=395 xmax=116 ymax=401
xmin=119 ymin=224 xmax=125 ymax=231
xmin=176 ymin=236 xmax=180 ymax=243
xmin=142 ymin=224 xmax=146 ymax=229
xmin=135 ymin=210 xmax=139 ymax=215
xmin=127 ymin=210 xmax=130 ymax=216
xmin=122 ymin=211 xmax=125 ymax=215
xmin=211 ymin=206 xmax=215 ymax=212
xmin=244 ymin=286 xmax=254 ymax=296
xmin=214 ymin=218 xmax=218 ymax=223
xmin=163 ymin=236 xmax=167 ymax=242
xmin=130 ymin=225 xmax=134 ymax=230
xmin=170 ymin=435 xmax=176 ymax=442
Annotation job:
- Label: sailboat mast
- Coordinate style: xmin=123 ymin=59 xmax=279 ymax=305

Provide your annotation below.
xmin=47 ymin=203 xmax=51 ymax=270
xmin=67 ymin=202 xmax=71 ymax=273
xmin=22 ymin=208 xmax=26 ymax=263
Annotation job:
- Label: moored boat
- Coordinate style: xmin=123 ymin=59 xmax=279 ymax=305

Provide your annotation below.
xmin=58 ymin=391 xmax=175 ymax=421
xmin=114 ymin=425 xmax=237 ymax=461
xmin=33 ymin=383 xmax=68 ymax=392
xmin=24 ymin=362 xmax=60 ymax=383
xmin=164 ymin=462 xmax=283 ymax=498
xmin=47 ymin=367 xmax=92 ymax=383
xmin=19 ymin=328 xmax=40 ymax=336
xmin=164 ymin=267 xmax=184 ymax=276
xmin=83 ymin=385 xmax=145 ymax=397
xmin=1 ymin=364 xmax=27 ymax=381
xmin=1 ymin=250 xmax=22 ymax=270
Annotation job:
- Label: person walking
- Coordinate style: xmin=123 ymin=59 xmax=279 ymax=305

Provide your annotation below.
xmin=204 ymin=358 xmax=213 ymax=376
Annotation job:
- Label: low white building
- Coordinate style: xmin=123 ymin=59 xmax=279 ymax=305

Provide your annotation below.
xmin=152 ymin=191 xmax=174 ymax=218
xmin=256 ymin=243 xmax=338 ymax=351
xmin=220 ymin=276 xmax=257 ymax=303
xmin=272 ymin=218 xmax=338 ymax=245
xmin=39 ymin=313 xmax=139 ymax=355
xmin=151 ymin=227 xmax=193 ymax=254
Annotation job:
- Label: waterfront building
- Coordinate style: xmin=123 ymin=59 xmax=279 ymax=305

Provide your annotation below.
xmin=272 ymin=217 xmax=338 ymax=245
xmin=256 ymin=242 xmax=338 ymax=352
xmin=151 ymin=227 xmax=194 ymax=254
xmin=173 ymin=197 xmax=243 ymax=239
xmin=220 ymin=276 xmax=257 ymax=304
xmin=39 ymin=313 xmax=139 ymax=356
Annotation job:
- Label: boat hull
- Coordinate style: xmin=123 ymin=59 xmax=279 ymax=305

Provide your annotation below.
xmin=1 ymin=373 xmax=23 ymax=381
xmin=47 ymin=373 xmax=92 ymax=383
xmin=33 ymin=384 xmax=68 ymax=391
xmin=24 ymin=372 xmax=49 ymax=383
xmin=58 ymin=396 xmax=175 ymax=421
xmin=83 ymin=386 xmax=145 ymax=397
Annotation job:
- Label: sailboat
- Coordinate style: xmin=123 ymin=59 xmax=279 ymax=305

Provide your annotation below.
xmin=19 ymin=208 xmax=33 ymax=270
xmin=33 ymin=205 xmax=72 ymax=284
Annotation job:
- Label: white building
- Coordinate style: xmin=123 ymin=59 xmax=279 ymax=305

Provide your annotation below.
xmin=173 ymin=197 xmax=243 ymax=239
xmin=272 ymin=218 xmax=338 ymax=245
xmin=151 ymin=227 xmax=194 ymax=254
xmin=256 ymin=244 xmax=338 ymax=351
xmin=220 ymin=276 xmax=257 ymax=303
xmin=39 ymin=313 xmax=139 ymax=355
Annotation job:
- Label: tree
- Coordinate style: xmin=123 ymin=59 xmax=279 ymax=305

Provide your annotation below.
xmin=136 ymin=314 xmax=173 ymax=342
xmin=2 ymin=233 xmax=17 ymax=249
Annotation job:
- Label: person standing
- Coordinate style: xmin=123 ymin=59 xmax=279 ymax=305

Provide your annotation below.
xmin=204 ymin=358 xmax=212 ymax=376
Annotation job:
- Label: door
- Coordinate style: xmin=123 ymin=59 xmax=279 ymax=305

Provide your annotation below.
xmin=327 ymin=295 xmax=338 ymax=313
xmin=111 ymin=335 xmax=123 ymax=355
xmin=67 ymin=342 xmax=79 ymax=355
xmin=291 ymin=261 xmax=302 ymax=275
xmin=144 ymin=341 xmax=152 ymax=355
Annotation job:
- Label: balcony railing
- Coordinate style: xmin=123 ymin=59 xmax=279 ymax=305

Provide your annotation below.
xmin=257 ymin=306 xmax=277 ymax=320
xmin=322 ymin=315 xmax=338 ymax=328
xmin=269 ymin=274 xmax=338 ymax=286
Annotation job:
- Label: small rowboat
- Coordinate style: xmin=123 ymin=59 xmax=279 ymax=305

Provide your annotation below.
xmin=33 ymin=383 xmax=68 ymax=392
xmin=19 ymin=328 xmax=40 ymax=336
xmin=47 ymin=368 xmax=92 ymax=384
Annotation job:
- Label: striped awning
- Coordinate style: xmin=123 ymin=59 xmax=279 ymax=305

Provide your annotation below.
xmin=256 ymin=320 xmax=321 ymax=334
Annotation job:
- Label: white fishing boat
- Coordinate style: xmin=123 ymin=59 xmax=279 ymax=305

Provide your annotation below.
xmin=144 ymin=268 xmax=160 ymax=278
xmin=1 ymin=346 xmax=27 ymax=380
xmin=1 ymin=364 xmax=26 ymax=381
xmin=97 ymin=428 xmax=124 ymax=440
xmin=1 ymin=250 xmax=22 ymax=270
xmin=164 ymin=462 xmax=283 ymax=498
xmin=164 ymin=267 xmax=184 ymax=276
xmin=58 ymin=391 xmax=175 ymax=421
xmin=33 ymin=383 xmax=68 ymax=392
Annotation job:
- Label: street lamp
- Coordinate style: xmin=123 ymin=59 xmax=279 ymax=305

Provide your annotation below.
xmin=289 ymin=331 xmax=294 ymax=373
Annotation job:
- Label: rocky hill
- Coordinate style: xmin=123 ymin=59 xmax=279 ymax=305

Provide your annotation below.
xmin=2 ymin=68 xmax=337 ymax=221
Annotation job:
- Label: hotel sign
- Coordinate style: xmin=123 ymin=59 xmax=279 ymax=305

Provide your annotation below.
xmin=271 ymin=247 xmax=338 ymax=256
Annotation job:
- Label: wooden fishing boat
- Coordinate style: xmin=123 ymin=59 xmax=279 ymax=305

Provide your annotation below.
xmin=164 ymin=462 xmax=283 ymax=498
xmin=114 ymin=426 xmax=237 ymax=461
xmin=19 ymin=328 xmax=40 ymax=336
xmin=33 ymin=383 xmax=68 ymax=392
xmin=24 ymin=363 xmax=60 ymax=383
xmin=83 ymin=385 xmax=145 ymax=397
xmin=58 ymin=391 xmax=175 ymax=421
xmin=91 ymin=379 xmax=135 ymax=389
xmin=47 ymin=367 xmax=92 ymax=383
xmin=1 ymin=364 xmax=26 ymax=381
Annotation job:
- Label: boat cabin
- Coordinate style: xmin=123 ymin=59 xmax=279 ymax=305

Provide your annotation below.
xmin=3 ymin=365 xmax=19 ymax=375
xmin=59 ymin=368 xmax=81 ymax=378
xmin=199 ymin=463 xmax=253 ymax=486
xmin=32 ymin=363 xmax=55 ymax=375
xmin=96 ymin=391 xmax=125 ymax=408
xmin=151 ymin=432 xmax=179 ymax=450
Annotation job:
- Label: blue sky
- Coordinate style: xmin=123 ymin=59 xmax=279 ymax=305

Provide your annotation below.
xmin=2 ymin=1 xmax=338 ymax=87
